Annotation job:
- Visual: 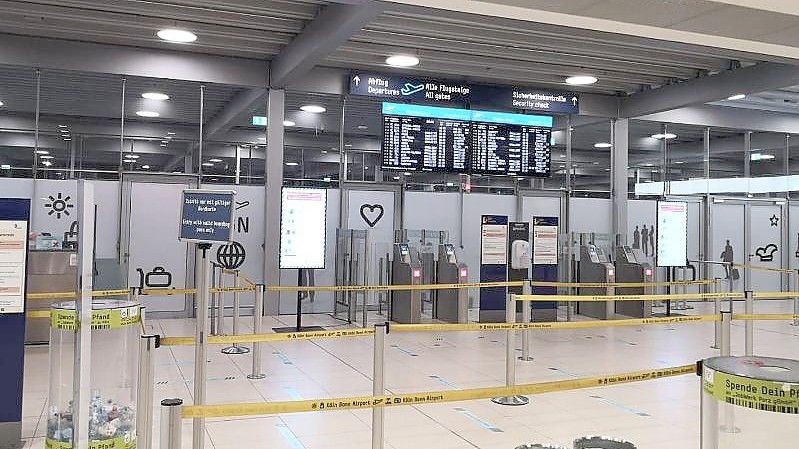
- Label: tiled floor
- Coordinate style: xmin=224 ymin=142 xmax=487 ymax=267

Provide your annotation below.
xmin=21 ymin=300 xmax=799 ymax=449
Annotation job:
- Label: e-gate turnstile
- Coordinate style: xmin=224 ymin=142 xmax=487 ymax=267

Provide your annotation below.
xmin=614 ymin=245 xmax=653 ymax=318
xmin=577 ymin=243 xmax=616 ymax=319
xmin=434 ymin=244 xmax=469 ymax=323
xmin=390 ymin=243 xmax=423 ymax=323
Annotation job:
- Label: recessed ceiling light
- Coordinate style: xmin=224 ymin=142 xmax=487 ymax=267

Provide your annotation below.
xmin=323 ymin=177 xmax=331 ymax=182
xmin=403 ymin=172 xmax=411 ymax=176
xmin=41 ymin=161 xmax=52 ymax=167
xmin=165 ymin=136 xmax=172 ymax=139
xmin=300 ymin=105 xmax=326 ymax=113
xmin=321 ymin=150 xmax=328 ymax=154
xmin=258 ymin=136 xmax=266 ymax=142
xmin=674 ymin=161 xmax=685 ymax=164
xmin=35 ymin=150 xmax=49 ymax=155
xmin=57 ymin=125 xmax=67 ymax=128
xmin=559 ymin=154 xmax=566 ymax=158
xmin=0 ymin=164 xmax=10 ymax=169
xmin=393 ymin=176 xmax=400 ymax=180
xmin=157 ymin=28 xmax=197 ymax=43
xmin=136 ymin=110 xmax=160 ymax=118
xmin=750 ymin=153 xmax=775 ymax=161
xmin=357 ymin=124 xmax=368 ymax=130
xmin=594 ymin=142 xmax=612 ymax=148
xmin=283 ymin=120 xmax=296 ymax=127
xmin=345 ymin=143 xmax=353 ymax=147
xmin=209 ymin=158 xmax=222 ymax=163
xmin=63 ymin=138 xmax=71 ymax=141
xmin=727 ymin=93 xmax=746 ymax=101
xmin=651 ymin=133 xmax=677 ymax=140
xmin=167 ymin=131 xmax=175 ymax=135
xmin=142 ymin=92 xmax=170 ymax=101
xmin=172 ymin=170 xmax=182 ymax=174
xmin=124 ymin=159 xmax=136 ymax=163
xmin=644 ymin=163 xmax=654 ymax=167
xmin=386 ymin=54 xmax=420 ymax=67
xmin=160 ymin=144 xmax=167 ymax=147
xmin=0 ymin=101 xmax=4 ymax=107
xmin=141 ymin=165 xmax=150 ymax=169
xmin=565 ymin=75 xmax=598 ymax=85
xmin=161 ymin=140 xmax=168 ymax=144
xmin=201 ymin=162 xmax=214 ymax=167
xmin=40 ymin=155 xmax=54 ymax=159
xmin=593 ymin=161 xmax=599 ymax=165
xmin=126 ymin=154 xmax=140 ymax=159
xmin=285 ymin=162 xmax=299 ymax=166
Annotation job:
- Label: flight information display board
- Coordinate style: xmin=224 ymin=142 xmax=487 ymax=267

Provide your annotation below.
xmin=382 ymin=115 xmax=469 ymax=172
xmin=381 ymin=102 xmax=553 ymax=176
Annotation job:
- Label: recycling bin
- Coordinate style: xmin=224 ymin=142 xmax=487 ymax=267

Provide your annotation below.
xmin=702 ymin=356 xmax=799 ymax=449
xmin=46 ymin=300 xmax=141 ymax=449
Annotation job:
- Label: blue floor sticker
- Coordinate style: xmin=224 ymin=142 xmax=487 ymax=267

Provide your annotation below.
xmin=430 ymin=375 xmax=459 ymax=389
xmin=391 ymin=345 xmax=418 ymax=357
xmin=589 ymin=395 xmax=650 ymax=417
xmin=276 ymin=424 xmax=306 ymax=449
xmin=454 ymin=407 xmax=503 ymax=432
xmin=273 ymin=351 xmax=293 ymax=365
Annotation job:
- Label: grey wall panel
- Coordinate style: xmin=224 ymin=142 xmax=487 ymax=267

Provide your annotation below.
xmin=570 ymin=197 xmax=611 ymax=234
xmin=712 ymin=203 xmax=745 ymax=292
xmin=521 ymin=195 xmax=561 ymax=224
xmin=749 ymin=204 xmax=783 ymax=292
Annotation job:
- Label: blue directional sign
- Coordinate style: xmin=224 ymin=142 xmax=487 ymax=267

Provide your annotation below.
xmin=349 ymin=71 xmax=579 ymax=114
xmin=180 ymin=190 xmax=235 ymax=243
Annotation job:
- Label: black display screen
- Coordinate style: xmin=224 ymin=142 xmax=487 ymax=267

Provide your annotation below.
xmin=382 ymin=115 xmax=470 ymax=172
xmin=470 ymin=123 xmax=552 ymax=176
xmin=381 ymin=102 xmax=553 ymax=176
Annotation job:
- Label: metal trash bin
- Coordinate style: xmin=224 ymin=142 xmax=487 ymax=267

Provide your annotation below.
xmin=701 ymin=356 xmax=799 ymax=449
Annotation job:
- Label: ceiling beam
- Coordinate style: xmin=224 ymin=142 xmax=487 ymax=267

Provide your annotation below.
xmin=0 ymin=34 xmax=268 ymax=87
xmin=269 ymin=2 xmax=384 ymax=88
xmin=639 ymin=104 xmax=799 ymax=134
xmin=621 ymin=63 xmax=799 ymax=118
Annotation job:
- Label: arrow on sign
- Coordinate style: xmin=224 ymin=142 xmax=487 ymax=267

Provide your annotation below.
xmin=353 ymin=75 xmax=361 ymax=86
xmin=571 ymin=96 xmax=578 ymax=106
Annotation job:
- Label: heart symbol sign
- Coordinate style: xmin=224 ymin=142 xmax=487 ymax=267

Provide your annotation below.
xmin=360 ymin=204 xmax=385 ymax=228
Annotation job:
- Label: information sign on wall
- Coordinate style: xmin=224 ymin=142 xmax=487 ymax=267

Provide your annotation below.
xmin=179 ymin=190 xmax=235 ymax=243
xmin=0 ymin=220 xmax=28 ymax=313
xmin=656 ymin=201 xmax=688 ymax=267
xmin=532 ymin=216 xmax=559 ymax=265
xmin=480 ymin=215 xmax=508 ymax=265
xmin=279 ymin=187 xmax=328 ymax=269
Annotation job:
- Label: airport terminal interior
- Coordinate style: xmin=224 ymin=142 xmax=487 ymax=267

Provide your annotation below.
xmin=4 ymin=1 xmax=799 ymax=449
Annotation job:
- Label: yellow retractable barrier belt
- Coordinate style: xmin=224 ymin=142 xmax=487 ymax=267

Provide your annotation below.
xmin=529 ymin=279 xmax=718 ymax=288
xmin=752 ymin=291 xmax=799 ymax=299
xmin=26 ymin=289 xmax=130 ymax=300
xmin=733 ymin=263 xmax=795 ymax=274
xmin=733 ymin=314 xmax=799 ymax=321
xmin=181 ymin=364 xmax=695 ymax=418
xmin=392 ymin=315 xmax=718 ymax=333
xmin=515 ymin=292 xmax=742 ymax=302
xmin=27 ymin=310 xmax=51 ymax=319
xmin=160 ymin=328 xmax=375 ymax=346
xmin=265 ymin=281 xmax=523 ymax=293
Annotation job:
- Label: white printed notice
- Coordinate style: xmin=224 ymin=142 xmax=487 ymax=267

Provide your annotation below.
xmin=656 ymin=201 xmax=688 ymax=267
xmin=533 ymin=224 xmax=558 ymax=265
xmin=0 ymin=220 xmax=27 ymax=313
xmin=280 ymin=188 xmax=328 ymax=269
xmin=481 ymin=224 xmax=508 ymax=265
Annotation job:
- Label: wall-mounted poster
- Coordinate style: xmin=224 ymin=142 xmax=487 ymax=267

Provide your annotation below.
xmin=280 ymin=187 xmax=328 ymax=269
xmin=656 ymin=201 xmax=688 ymax=267
xmin=532 ymin=216 xmax=559 ymax=265
xmin=480 ymin=217 xmax=508 ymax=265
xmin=0 ymin=220 xmax=28 ymax=314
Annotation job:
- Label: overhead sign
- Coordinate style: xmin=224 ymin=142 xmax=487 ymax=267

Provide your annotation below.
xmin=656 ymin=201 xmax=688 ymax=267
xmin=0 ymin=219 xmax=28 ymax=313
xmin=279 ymin=188 xmax=328 ymax=269
xmin=350 ymin=71 xmax=579 ymax=114
xmin=180 ymin=190 xmax=235 ymax=243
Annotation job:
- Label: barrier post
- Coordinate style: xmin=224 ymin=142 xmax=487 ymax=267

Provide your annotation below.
xmin=721 ymin=311 xmax=731 ymax=357
xmin=222 ymin=272 xmax=249 ymax=354
xmin=371 ymin=323 xmax=387 ymax=449
xmin=160 ymin=399 xmax=183 ymax=449
xmin=793 ymin=271 xmax=799 ymax=327
xmin=711 ymin=278 xmax=721 ymax=349
xmin=193 ymin=244 xmax=212 ymax=449
xmin=744 ymin=290 xmax=753 ymax=356
xmin=519 ymin=281 xmax=533 ymax=362
xmin=136 ymin=334 xmax=158 ymax=449
xmin=216 ymin=268 xmax=225 ymax=336
xmin=491 ymin=294 xmax=528 ymax=406
xmin=247 ymin=284 xmax=266 ymax=379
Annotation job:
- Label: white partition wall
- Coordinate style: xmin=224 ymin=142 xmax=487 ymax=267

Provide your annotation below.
xmin=570 ymin=197 xmax=611 ymax=234
xmin=521 ymin=195 xmax=561 ymax=224
xmin=125 ymin=181 xmax=191 ymax=314
xmin=712 ymin=202 xmax=745 ymax=292
xmin=749 ymin=203 xmax=783 ymax=292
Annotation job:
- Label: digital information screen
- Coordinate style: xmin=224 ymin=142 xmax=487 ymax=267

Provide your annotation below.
xmin=382 ymin=102 xmax=553 ymax=176
xmin=656 ymin=201 xmax=688 ymax=267
xmin=279 ymin=187 xmax=328 ymax=269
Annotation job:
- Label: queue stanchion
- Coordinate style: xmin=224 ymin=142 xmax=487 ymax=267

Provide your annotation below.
xmin=744 ymin=290 xmax=754 ymax=356
xmin=193 ymin=243 xmax=212 ymax=449
xmin=136 ymin=334 xmax=159 ymax=449
xmin=222 ymin=272 xmax=249 ymax=355
xmin=519 ymin=281 xmax=533 ymax=362
xmin=160 ymin=399 xmax=183 ymax=449
xmin=216 ymin=267 xmax=225 ymax=337
xmin=371 ymin=323 xmax=388 ymax=449
xmin=711 ymin=278 xmax=721 ymax=349
xmin=720 ymin=311 xmax=732 ymax=357
xmin=793 ymin=271 xmax=799 ymax=327
xmin=247 ymin=284 xmax=266 ymax=380
xmin=492 ymin=294 xmax=528 ymax=406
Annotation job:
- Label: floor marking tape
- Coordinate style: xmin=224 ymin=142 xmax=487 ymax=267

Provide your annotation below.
xmin=733 ymin=314 xmax=799 ymax=321
xmin=515 ymin=292 xmax=743 ymax=302
xmin=159 ymin=328 xmax=375 ymax=346
xmin=391 ymin=315 xmax=718 ymax=333
xmin=181 ymin=364 xmax=696 ymax=418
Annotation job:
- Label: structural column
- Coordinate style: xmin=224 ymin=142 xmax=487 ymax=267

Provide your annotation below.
xmin=611 ymin=119 xmax=629 ymax=244
xmin=264 ymin=89 xmax=285 ymax=315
